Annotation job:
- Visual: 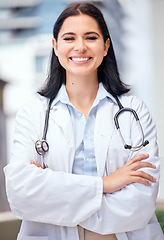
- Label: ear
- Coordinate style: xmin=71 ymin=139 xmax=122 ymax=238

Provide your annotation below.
xmin=104 ymin=38 xmax=110 ymax=57
xmin=52 ymin=38 xmax=58 ymax=56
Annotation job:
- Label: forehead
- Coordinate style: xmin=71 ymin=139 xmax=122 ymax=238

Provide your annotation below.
xmin=58 ymin=14 xmax=102 ymax=36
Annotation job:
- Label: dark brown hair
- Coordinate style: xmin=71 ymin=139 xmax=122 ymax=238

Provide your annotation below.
xmin=39 ymin=2 xmax=129 ymax=99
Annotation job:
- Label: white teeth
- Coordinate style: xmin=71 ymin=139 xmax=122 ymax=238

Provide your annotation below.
xmin=71 ymin=57 xmax=89 ymax=62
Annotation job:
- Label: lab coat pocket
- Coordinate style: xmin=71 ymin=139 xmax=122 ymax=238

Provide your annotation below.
xmin=17 ymin=233 xmax=49 ymax=240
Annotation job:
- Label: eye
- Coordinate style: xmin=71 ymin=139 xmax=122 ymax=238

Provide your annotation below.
xmin=86 ymin=36 xmax=98 ymax=41
xmin=63 ymin=37 xmax=75 ymax=41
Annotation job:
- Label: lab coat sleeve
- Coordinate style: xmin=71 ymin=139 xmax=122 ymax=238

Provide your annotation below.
xmin=80 ymin=96 xmax=160 ymax=234
xmin=4 ymin=98 xmax=103 ymax=227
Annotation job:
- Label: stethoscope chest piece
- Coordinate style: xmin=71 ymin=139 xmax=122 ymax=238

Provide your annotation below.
xmin=35 ymin=99 xmax=52 ymax=155
xmin=35 ymin=139 xmax=49 ymax=155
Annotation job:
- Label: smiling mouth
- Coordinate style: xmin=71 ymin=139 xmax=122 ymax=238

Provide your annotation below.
xmin=70 ymin=57 xmax=91 ymax=62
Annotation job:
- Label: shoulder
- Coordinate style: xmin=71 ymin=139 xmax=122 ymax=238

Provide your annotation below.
xmin=118 ymin=94 xmax=155 ymax=128
xmin=118 ymin=94 xmax=148 ymax=113
xmin=119 ymin=94 xmax=142 ymax=106
xmin=16 ymin=94 xmax=49 ymax=119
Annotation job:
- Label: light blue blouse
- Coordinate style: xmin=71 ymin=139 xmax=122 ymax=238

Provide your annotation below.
xmin=53 ymin=83 xmax=110 ymax=176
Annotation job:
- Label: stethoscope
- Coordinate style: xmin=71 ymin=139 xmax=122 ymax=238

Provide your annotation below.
xmin=114 ymin=96 xmax=149 ymax=151
xmin=35 ymin=99 xmax=53 ymax=155
xmin=35 ymin=96 xmax=149 ymax=155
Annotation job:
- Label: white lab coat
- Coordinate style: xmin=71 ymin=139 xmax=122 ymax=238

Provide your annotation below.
xmin=4 ymin=92 xmax=164 ymax=240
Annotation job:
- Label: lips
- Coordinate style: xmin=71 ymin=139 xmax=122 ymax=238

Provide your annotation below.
xmin=70 ymin=57 xmax=91 ymax=62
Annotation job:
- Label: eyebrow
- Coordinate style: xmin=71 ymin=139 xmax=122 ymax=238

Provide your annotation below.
xmin=85 ymin=32 xmax=100 ymax=37
xmin=61 ymin=31 xmax=100 ymax=38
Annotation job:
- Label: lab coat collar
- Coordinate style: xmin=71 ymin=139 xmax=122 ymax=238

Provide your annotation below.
xmin=50 ymin=83 xmax=118 ymax=108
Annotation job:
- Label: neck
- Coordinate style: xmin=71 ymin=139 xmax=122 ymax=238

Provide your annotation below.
xmin=66 ymin=74 xmax=99 ymax=119
xmin=66 ymin=75 xmax=99 ymax=102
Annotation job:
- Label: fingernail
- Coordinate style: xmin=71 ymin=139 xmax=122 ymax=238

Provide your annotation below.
xmin=153 ymin=164 xmax=156 ymax=168
xmin=145 ymin=153 xmax=149 ymax=157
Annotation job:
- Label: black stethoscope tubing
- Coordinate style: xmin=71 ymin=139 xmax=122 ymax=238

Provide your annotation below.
xmin=114 ymin=96 xmax=149 ymax=151
xmin=35 ymin=99 xmax=53 ymax=155
xmin=35 ymin=96 xmax=149 ymax=155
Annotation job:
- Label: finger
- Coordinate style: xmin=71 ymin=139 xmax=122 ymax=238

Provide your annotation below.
xmin=126 ymin=154 xmax=149 ymax=166
xmin=132 ymin=176 xmax=152 ymax=186
xmin=132 ymin=170 xmax=157 ymax=183
xmin=131 ymin=161 xmax=156 ymax=171
xmin=36 ymin=161 xmax=42 ymax=168
xmin=31 ymin=161 xmax=37 ymax=165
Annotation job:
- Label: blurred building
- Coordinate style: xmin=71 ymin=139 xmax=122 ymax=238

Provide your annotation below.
xmin=0 ymin=79 xmax=8 ymax=211
xmin=0 ymin=0 xmax=67 ymax=212
xmin=0 ymin=0 xmax=164 ymax=214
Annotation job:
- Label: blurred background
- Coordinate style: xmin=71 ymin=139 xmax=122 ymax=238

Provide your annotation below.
xmin=0 ymin=0 xmax=164 ymax=238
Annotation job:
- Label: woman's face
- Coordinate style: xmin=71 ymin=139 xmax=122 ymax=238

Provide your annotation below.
xmin=52 ymin=14 xmax=110 ymax=79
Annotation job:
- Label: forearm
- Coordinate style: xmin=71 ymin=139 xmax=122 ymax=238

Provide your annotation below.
xmin=80 ymin=180 xmax=158 ymax=234
xmin=4 ymin=162 xmax=103 ymax=226
xmin=80 ymin=152 xmax=160 ymax=234
xmin=102 ymin=154 xmax=156 ymax=194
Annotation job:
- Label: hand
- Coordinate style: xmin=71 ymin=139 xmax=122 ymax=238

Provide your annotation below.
xmin=102 ymin=154 xmax=157 ymax=194
xmin=31 ymin=161 xmax=43 ymax=169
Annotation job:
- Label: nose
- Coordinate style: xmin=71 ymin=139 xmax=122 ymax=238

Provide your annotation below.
xmin=74 ymin=39 xmax=87 ymax=52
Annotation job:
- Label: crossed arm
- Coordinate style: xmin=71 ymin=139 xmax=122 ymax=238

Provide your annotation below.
xmin=31 ymin=153 xmax=156 ymax=194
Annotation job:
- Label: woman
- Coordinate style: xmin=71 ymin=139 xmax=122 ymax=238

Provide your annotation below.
xmin=4 ymin=2 xmax=164 ymax=240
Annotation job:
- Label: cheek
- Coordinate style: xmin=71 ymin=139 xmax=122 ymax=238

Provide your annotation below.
xmin=95 ymin=43 xmax=106 ymax=55
xmin=56 ymin=50 xmax=69 ymax=70
xmin=56 ymin=44 xmax=70 ymax=59
xmin=56 ymin=47 xmax=66 ymax=60
xmin=57 ymin=56 xmax=67 ymax=69
xmin=56 ymin=46 xmax=64 ymax=56
xmin=95 ymin=47 xmax=106 ymax=64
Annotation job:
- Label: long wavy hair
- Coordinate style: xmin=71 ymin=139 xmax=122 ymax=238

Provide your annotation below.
xmin=39 ymin=2 xmax=130 ymax=99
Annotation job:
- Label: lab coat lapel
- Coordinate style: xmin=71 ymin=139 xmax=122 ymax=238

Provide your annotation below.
xmin=94 ymin=100 xmax=115 ymax=177
xmin=49 ymin=103 xmax=75 ymax=170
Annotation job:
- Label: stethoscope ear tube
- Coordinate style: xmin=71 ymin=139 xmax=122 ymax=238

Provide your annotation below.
xmin=114 ymin=107 xmax=139 ymax=130
xmin=143 ymin=140 xmax=149 ymax=146
xmin=114 ymin=97 xmax=149 ymax=151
